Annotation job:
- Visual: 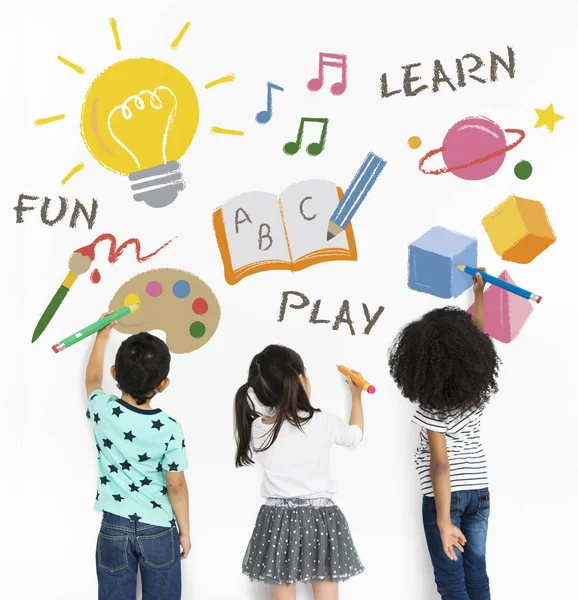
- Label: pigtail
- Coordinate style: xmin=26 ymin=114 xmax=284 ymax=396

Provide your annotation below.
xmin=234 ymin=345 xmax=319 ymax=465
xmin=234 ymin=382 xmax=260 ymax=467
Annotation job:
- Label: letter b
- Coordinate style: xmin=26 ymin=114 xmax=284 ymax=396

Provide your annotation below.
xmin=258 ymin=223 xmax=273 ymax=251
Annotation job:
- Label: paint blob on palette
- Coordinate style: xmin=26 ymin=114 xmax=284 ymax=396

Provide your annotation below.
xmin=108 ymin=268 xmax=220 ymax=354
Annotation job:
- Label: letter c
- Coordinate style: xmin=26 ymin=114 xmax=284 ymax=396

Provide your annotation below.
xmin=299 ymin=196 xmax=317 ymax=221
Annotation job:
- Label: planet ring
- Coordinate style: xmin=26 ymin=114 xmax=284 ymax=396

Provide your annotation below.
xmin=418 ymin=128 xmax=526 ymax=175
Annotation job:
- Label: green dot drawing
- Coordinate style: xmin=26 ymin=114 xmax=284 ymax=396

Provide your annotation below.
xmin=189 ymin=321 xmax=206 ymax=339
xmin=514 ymin=160 xmax=533 ymax=180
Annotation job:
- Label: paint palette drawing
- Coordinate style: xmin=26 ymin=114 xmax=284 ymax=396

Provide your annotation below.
xmin=108 ymin=268 xmax=221 ymax=354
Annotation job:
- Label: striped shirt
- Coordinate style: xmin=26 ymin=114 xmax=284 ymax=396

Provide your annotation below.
xmin=412 ymin=406 xmax=488 ymax=497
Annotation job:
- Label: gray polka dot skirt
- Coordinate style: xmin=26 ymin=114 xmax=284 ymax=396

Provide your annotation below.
xmin=242 ymin=498 xmax=364 ymax=585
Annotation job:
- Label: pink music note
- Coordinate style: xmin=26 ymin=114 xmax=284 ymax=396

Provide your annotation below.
xmin=307 ymin=52 xmax=348 ymax=96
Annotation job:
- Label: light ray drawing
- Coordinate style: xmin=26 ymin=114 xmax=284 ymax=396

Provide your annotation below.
xmin=35 ymin=19 xmax=243 ymax=208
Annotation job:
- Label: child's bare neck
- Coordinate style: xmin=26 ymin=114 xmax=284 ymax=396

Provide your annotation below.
xmin=121 ymin=392 xmax=154 ymax=411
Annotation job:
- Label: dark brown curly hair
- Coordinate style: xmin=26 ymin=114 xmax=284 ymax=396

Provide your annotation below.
xmin=388 ymin=306 xmax=501 ymax=417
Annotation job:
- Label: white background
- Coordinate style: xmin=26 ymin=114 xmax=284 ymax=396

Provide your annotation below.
xmin=1 ymin=1 xmax=577 ymax=598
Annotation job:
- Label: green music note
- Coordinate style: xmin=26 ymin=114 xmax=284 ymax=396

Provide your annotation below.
xmin=283 ymin=117 xmax=329 ymax=156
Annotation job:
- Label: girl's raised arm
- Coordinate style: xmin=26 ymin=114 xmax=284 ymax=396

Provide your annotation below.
xmin=346 ymin=371 xmax=364 ymax=436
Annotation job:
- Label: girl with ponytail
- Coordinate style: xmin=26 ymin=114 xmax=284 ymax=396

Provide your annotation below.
xmin=234 ymin=344 xmax=366 ymax=600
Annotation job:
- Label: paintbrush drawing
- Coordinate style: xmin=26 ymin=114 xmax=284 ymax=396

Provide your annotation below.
xmin=31 ymin=233 xmax=173 ymax=343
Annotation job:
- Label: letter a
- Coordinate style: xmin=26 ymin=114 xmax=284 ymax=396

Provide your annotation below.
xmin=235 ymin=207 xmax=252 ymax=233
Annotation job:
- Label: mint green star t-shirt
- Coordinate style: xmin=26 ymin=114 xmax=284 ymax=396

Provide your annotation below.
xmin=88 ymin=390 xmax=188 ymax=528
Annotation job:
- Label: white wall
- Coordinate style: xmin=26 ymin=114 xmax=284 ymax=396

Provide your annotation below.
xmin=2 ymin=0 xmax=577 ymax=598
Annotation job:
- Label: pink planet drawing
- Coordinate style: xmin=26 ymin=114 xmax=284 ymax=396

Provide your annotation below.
xmin=419 ymin=116 xmax=525 ymax=180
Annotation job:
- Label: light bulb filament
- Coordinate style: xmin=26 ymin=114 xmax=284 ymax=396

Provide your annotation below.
xmin=107 ymin=86 xmax=178 ymax=169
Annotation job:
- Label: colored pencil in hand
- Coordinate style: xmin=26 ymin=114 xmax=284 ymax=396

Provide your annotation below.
xmin=337 ymin=365 xmax=376 ymax=394
xmin=52 ymin=304 xmax=139 ymax=353
xmin=456 ymin=264 xmax=542 ymax=303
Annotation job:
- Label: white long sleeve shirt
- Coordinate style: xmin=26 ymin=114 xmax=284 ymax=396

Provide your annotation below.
xmin=251 ymin=411 xmax=362 ymax=499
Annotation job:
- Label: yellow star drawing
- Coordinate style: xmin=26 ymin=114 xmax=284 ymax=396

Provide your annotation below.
xmin=534 ymin=104 xmax=564 ymax=133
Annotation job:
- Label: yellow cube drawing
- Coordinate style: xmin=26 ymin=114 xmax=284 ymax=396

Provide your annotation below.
xmin=482 ymin=195 xmax=556 ymax=264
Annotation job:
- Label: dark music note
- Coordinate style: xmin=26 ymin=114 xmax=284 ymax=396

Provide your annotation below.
xmin=283 ymin=117 xmax=329 ymax=156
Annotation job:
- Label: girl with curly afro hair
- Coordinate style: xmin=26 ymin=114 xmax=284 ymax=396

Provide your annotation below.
xmin=389 ymin=268 xmax=501 ymax=600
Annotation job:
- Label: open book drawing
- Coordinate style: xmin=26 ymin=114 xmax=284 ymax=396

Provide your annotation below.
xmin=213 ymin=179 xmax=357 ymax=285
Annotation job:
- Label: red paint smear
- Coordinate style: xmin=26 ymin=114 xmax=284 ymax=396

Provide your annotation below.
xmin=75 ymin=233 xmax=174 ymax=264
xmin=90 ymin=269 xmax=101 ymax=284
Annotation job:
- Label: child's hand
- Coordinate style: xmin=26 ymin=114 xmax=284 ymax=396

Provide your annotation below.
xmin=180 ymin=533 xmax=191 ymax=559
xmin=346 ymin=370 xmax=364 ymax=396
xmin=96 ymin=312 xmax=117 ymax=341
xmin=473 ymin=266 xmax=487 ymax=296
xmin=439 ymin=523 xmax=467 ymax=561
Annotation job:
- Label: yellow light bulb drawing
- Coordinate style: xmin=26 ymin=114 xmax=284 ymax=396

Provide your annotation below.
xmin=35 ymin=20 xmax=244 ymax=201
xmin=81 ymin=58 xmax=199 ymax=208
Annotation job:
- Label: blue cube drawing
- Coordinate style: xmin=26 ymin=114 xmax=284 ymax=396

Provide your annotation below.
xmin=408 ymin=226 xmax=478 ymax=299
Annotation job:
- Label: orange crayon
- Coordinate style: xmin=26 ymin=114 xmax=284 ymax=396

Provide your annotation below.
xmin=337 ymin=365 xmax=376 ymax=394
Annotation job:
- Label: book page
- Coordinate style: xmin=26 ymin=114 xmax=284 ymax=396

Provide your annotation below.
xmin=279 ymin=180 xmax=351 ymax=260
xmin=219 ymin=192 xmax=291 ymax=271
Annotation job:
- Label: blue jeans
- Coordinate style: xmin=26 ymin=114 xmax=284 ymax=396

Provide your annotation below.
xmin=96 ymin=512 xmax=181 ymax=600
xmin=422 ymin=489 xmax=491 ymax=600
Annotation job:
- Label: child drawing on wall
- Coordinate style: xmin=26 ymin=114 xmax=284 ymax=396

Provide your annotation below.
xmin=389 ymin=269 xmax=500 ymax=600
xmin=234 ymin=344 xmax=365 ymax=600
xmin=85 ymin=321 xmax=190 ymax=600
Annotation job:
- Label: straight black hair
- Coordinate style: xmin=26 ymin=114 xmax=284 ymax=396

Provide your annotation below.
xmin=234 ymin=344 xmax=319 ymax=467
xmin=115 ymin=332 xmax=171 ymax=406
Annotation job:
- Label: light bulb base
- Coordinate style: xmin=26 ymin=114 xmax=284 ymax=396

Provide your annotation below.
xmin=129 ymin=161 xmax=185 ymax=208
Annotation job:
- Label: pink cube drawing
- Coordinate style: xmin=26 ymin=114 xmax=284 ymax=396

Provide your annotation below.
xmin=467 ymin=270 xmax=533 ymax=343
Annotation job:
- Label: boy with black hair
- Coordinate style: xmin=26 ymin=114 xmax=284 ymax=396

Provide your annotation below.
xmin=85 ymin=318 xmax=190 ymax=600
